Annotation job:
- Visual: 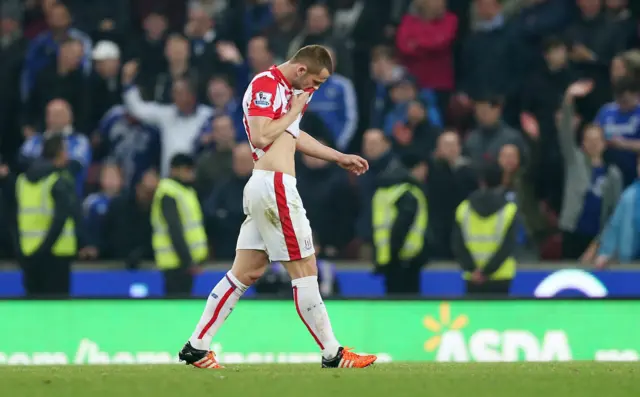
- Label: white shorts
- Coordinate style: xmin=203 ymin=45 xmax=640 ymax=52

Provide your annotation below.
xmin=236 ymin=170 xmax=315 ymax=261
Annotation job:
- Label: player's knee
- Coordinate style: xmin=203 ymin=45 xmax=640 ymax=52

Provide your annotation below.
xmin=231 ymin=249 xmax=269 ymax=286
xmin=282 ymin=254 xmax=317 ymax=280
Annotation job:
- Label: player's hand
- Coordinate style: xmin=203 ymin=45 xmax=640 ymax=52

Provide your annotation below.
xmin=121 ymin=60 xmax=139 ymax=85
xmin=337 ymin=153 xmax=369 ymax=176
xmin=290 ymin=91 xmax=310 ymax=115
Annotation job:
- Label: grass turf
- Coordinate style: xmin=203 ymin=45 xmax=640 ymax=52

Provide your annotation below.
xmin=0 ymin=363 xmax=638 ymax=397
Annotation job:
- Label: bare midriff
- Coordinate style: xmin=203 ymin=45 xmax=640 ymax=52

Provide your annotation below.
xmin=253 ymin=132 xmax=297 ymax=177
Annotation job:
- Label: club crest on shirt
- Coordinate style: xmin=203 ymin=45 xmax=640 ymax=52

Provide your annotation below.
xmin=253 ymin=91 xmax=273 ymax=108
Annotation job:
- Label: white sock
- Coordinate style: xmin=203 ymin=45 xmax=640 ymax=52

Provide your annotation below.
xmin=189 ymin=271 xmax=248 ymax=350
xmin=292 ymin=276 xmax=341 ymax=359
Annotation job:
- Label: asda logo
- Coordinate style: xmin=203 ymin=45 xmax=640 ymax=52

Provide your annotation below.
xmin=423 ymin=303 xmax=572 ymax=362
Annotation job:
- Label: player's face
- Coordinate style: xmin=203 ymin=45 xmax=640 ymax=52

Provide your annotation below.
xmin=292 ymin=66 xmax=330 ymax=90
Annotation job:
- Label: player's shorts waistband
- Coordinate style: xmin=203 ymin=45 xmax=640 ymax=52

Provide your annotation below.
xmin=252 ymin=169 xmax=297 ymax=184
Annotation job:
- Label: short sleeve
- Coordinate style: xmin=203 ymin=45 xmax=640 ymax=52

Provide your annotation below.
xmin=247 ymin=76 xmax=278 ymax=118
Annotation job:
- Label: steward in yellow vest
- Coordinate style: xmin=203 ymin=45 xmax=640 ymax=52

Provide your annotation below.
xmin=15 ymin=134 xmax=91 ymax=296
xmin=151 ymin=154 xmax=208 ymax=295
xmin=452 ymin=162 xmax=517 ymax=295
xmin=372 ymin=158 xmax=428 ymax=294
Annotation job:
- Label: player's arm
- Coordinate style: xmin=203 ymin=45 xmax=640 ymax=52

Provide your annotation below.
xmin=296 ymin=130 xmax=369 ymax=175
xmin=246 ymin=79 xmax=308 ymax=148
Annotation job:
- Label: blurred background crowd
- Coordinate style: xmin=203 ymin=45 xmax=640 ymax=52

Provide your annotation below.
xmin=0 ymin=0 xmax=639 ymax=273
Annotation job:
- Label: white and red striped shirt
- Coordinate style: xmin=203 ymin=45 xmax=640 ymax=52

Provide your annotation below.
xmin=242 ymin=65 xmax=312 ymax=161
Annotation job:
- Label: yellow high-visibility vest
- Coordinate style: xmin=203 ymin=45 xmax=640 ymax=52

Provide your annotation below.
xmin=372 ymin=183 xmax=428 ymax=266
xmin=151 ymin=179 xmax=208 ymax=269
xmin=16 ymin=173 xmax=77 ymax=256
xmin=455 ymin=200 xmax=517 ymax=280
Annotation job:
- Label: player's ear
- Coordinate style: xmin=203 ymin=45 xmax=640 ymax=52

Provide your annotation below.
xmin=296 ymin=64 xmax=307 ymax=77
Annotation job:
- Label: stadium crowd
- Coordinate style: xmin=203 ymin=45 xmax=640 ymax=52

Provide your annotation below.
xmin=0 ymin=0 xmax=639 ymax=272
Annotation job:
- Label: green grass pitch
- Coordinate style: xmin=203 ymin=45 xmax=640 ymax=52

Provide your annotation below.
xmin=0 ymin=363 xmax=639 ymax=397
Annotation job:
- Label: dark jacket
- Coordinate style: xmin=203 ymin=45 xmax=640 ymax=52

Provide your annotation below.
xmin=427 ymin=156 xmax=478 ymax=259
xmin=0 ymin=35 xmax=27 ymax=167
xmin=24 ymin=65 xmax=91 ymax=132
xmin=204 ymin=174 xmax=248 ymax=260
xmin=296 ymin=161 xmax=357 ymax=254
xmin=373 ymin=161 xmax=428 ymax=269
xmin=89 ymin=72 xmax=122 ymax=130
xmin=159 ymin=178 xmax=199 ymax=268
xmin=459 ymin=23 xmax=522 ymax=100
xmin=464 ymin=121 xmax=528 ymax=167
xmin=451 ymin=188 xmax=517 ymax=276
xmin=18 ymin=159 xmax=85 ymax=258
xmin=103 ymin=190 xmax=153 ymax=265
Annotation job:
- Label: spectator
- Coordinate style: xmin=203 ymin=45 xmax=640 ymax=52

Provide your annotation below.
xmin=130 ymin=11 xmax=168 ymax=98
xmin=287 ymin=3 xmax=353 ymax=79
xmin=594 ymin=155 xmax=640 ymax=267
xmin=195 ymin=115 xmax=237 ymax=195
xmin=395 ymin=0 xmax=457 ymax=99
xmin=559 ymin=81 xmax=622 ymax=259
xmin=21 ymin=3 xmax=92 ymax=101
xmin=215 ymin=36 xmax=274 ymax=93
xmin=604 ymin=0 xmax=637 ymax=49
xmin=497 ymin=143 xmax=549 ymax=253
xmin=151 ymin=153 xmax=208 ymax=296
xmin=82 ymin=163 xmax=122 ymax=258
xmin=392 ymin=100 xmax=441 ymax=168
xmin=133 ymin=0 xmax=188 ymax=34
xmin=22 ymin=0 xmax=53 ymax=40
xmin=511 ymin=0 xmax=572 ymax=74
xmin=103 ymin=169 xmax=157 ymax=268
xmin=565 ymin=0 xmax=627 ymax=117
xmin=121 ymin=60 xmax=213 ymax=176
xmin=61 ymin=0 xmax=132 ymax=43
xmin=15 ymin=134 xmax=94 ymax=297
xmin=24 ymin=38 xmax=91 ymax=134
xmin=306 ymin=47 xmax=358 ymax=151
xmin=356 ymin=129 xmax=405 ymax=248
xmin=205 ymin=75 xmax=245 ymax=141
xmin=0 ymin=9 xmax=27 ymax=167
xmin=185 ymin=6 xmax=233 ymax=92
xmin=205 ymin=143 xmax=253 ymax=259
xmin=611 ymin=49 xmax=640 ymax=85
xmin=521 ymin=37 xmax=577 ymax=211
xmin=427 ymin=131 xmax=477 ymax=259
xmin=452 ymin=161 xmax=518 ymax=296
xmin=383 ymin=75 xmax=443 ymax=137
xmin=89 ymin=41 xmax=122 ymax=130
xmin=94 ymin=105 xmax=161 ymax=190
xmin=457 ymin=0 xmax=521 ymax=105
xmin=152 ymin=34 xmax=199 ymax=104
xmin=368 ymin=45 xmax=406 ymax=130
xmin=464 ymin=95 xmax=527 ymax=166
xmin=296 ymin=138 xmax=358 ymax=257
xmin=372 ymin=152 xmax=428 ymax=295
xmin=595 ymin=77 xmax=640 ymax=187
xmin=20 ymin=99 xmax=92 ymax=197
xmin=263 ymin=0 xmax=302 ymax=63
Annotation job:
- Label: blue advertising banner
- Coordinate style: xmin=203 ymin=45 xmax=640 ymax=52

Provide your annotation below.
xmin=1 ymin=268 xmax=639 ymax=297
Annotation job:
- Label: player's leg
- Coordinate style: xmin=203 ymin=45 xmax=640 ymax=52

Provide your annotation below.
xmin=179 ymin=215 xmax=269 ymax=368
xmin=267 ymin=172 xmax=376 ymax=368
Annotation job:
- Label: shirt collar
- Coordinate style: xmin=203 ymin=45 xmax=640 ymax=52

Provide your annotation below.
xmin=269 ymin=65 xmax=292 ymax=90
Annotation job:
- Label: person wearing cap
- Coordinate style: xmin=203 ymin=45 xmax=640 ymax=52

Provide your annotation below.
xmin=151 ymin=153 xmax=208 ymax=296
xmin=90 ymin=40 xmax=122 ymax=128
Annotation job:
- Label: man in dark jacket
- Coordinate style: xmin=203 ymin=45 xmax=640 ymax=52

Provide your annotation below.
xmin=452 ymin=162 xmax=518 ymax=296
xmin=15 ymin=134 xmax=95 ymax=296
xmin=89 ymin=41 xmax=122 ymax=130
xmin=205 ymin=144 xmax=253 ymax=260
xmin=372 ymin=154 xmax=428 ymax=295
